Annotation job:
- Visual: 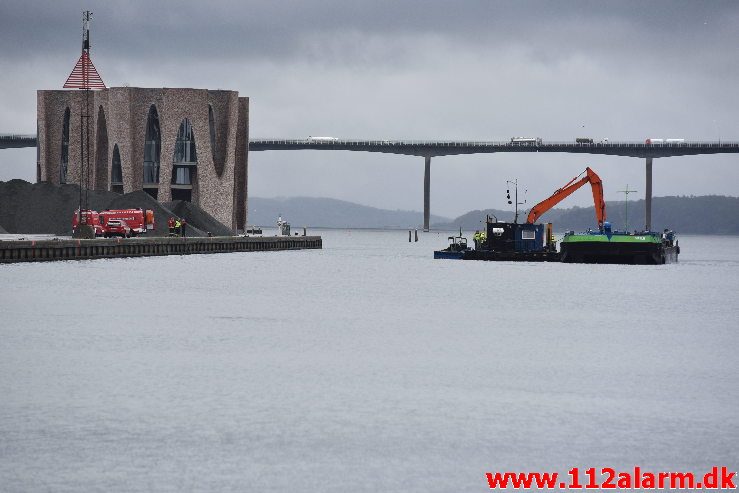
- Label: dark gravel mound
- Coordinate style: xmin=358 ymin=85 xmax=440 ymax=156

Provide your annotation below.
xmin=0 ymin=224 xmax=7 ymax=234
xmin=106 ymin=191 xmax=172 ymax=236
xmin=164 ymin=200 xmax=233 ymax=236
xmin=103 ymin=191 xmax=208 ymax=237
xmin=0 ymin=179 xmax=121 ymax=234
xmin=108 ymin=192 xmax=219 ymax=237
xmin=0 ymin=179 xmax=231 ymax=236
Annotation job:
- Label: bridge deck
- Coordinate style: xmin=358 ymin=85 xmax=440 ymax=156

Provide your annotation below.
xmin=3 ymin=133 xmax=736 ymax=233
xmin=3 ymin=134 xmax=737 ymax=158
xmin=248 ymin=139 xmax=739 ymax=158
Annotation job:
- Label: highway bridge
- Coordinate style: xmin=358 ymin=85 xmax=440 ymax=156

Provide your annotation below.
xmin=0 ymin=134 xmax=37 ymax=149
xmin=249 ymin=138 xmax=738 ymax=158
xmin=251 ymin=138 xmax=739 ymax=231
xmin=4 ymin=134 xmax=738 ymax=231
xmin=5 ymin=134 xmax=738 ymax=157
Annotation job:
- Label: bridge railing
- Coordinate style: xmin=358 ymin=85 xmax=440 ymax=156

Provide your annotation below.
xmin=4 ymin=134 xmax=736 ymax=149
xmin=250 ymin=138 xmax=737 ymax=148
xmin=0 ymin=134 xmax=37 ymax=140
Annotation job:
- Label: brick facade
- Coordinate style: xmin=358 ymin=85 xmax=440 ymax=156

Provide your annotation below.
xmin=37 ymin=87 xmax=249 ymax=231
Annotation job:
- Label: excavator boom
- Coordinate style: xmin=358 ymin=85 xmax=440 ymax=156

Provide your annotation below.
xmin=526 ymin=167 xmax=606 ymax=227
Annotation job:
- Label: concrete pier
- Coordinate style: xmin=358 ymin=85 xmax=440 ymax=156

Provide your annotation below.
xmin=645 ymin=157 xmax=653 ymax=231
xmin=0 ymin=235 xmax=321 ymax=264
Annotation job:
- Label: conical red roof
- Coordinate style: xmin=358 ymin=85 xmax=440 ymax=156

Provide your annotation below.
xmin=63 ymin=52 xmax=106 ymax=89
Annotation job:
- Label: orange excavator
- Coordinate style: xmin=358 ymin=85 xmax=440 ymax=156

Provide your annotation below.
xmin=526 ymin=167 xmax=606 ymax=228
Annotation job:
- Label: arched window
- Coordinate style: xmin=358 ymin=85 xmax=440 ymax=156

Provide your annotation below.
xmin=111 ymin=144 xmax=123 ymax=194
xmin=174 ymin=118 xmax=197 ymax=165
xmin=94 ymin=106 xmax=109 ymax=191
xmin=36 ymin=122 xmax=40 ymax=182
xmin=208 ymin=104 xmax=217 ymax=161
xmin=143 ymin=105 xmax=161 ymax=198
xmin=60 ymin=107 xmax=70 ymax=183
xmin=171 ymin=118 xmax=198 ymax=202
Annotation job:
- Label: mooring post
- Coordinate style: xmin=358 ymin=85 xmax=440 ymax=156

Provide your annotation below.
xmin=423 ymin=155 xmax=431 ymax=232
xmin=408 ymin=230 xmax=412 ymax=242
xmin=415 ymin=229 xmax=418 ymax=242
xmin=645 ymin=157 xmax=653 ymax=231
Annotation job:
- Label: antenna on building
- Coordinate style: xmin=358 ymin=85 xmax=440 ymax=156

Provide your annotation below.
xmin=64 ymin=11 xmax=106 ymax=238
xmin=64 ymin=12 xmax=106 ymax=90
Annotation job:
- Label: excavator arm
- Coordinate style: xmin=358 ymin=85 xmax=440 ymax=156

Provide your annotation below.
xmin=526 ymin=167 xmax=606 ymax=227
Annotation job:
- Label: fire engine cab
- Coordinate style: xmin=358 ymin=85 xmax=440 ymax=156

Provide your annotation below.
xmin=72 ymin=210 xmax=104 ymax=236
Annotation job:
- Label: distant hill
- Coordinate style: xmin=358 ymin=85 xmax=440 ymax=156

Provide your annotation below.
xmin=433 ymin=195 xmax=739 ymax=234
xmin=3 ymin=179 xmax=734 ymax=235
xmin=248 ymin=197 xmax=450 ymax=229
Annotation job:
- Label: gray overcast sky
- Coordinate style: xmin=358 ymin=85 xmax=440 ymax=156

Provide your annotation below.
xmin=1 ymin=0 xmax=737 ymax=217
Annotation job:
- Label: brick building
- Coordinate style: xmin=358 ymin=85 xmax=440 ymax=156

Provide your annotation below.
xmin=37 ymin=87 xmax=249 ymax=231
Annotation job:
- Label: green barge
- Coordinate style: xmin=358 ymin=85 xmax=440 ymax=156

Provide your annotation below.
xmin=434 ymin=221 xmax=679 ymax=265
xmin=434 ymin=168 xmax=679 ymax=265
xmin=560 ymin=226 xmax=679 ymax=264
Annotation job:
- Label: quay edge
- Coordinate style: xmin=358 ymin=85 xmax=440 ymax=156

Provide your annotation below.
xmin=0 ymin=235 xmax=322 ymax=264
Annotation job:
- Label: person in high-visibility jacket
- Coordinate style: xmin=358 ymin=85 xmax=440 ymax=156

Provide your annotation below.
xmin=174 ymin=219 xmax=182 ymax=236
xmin=473 ymin=230 xmax=481 ymax=249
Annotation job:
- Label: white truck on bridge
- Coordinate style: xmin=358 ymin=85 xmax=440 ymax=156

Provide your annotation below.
xmin=510 ymin=137 xmax=542 ymax=145
xmin=307 ymin=136 xmax=339 ymax=143
xmin=646 ymin=138 xmax=685 ymax=144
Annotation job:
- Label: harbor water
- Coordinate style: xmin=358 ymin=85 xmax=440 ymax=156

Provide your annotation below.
xmin=1 ymin=231 xmax=738 ymax=492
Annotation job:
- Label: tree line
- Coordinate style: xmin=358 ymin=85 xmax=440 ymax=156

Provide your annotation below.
xmin=434 ymin=196 xmax=739 ymax=234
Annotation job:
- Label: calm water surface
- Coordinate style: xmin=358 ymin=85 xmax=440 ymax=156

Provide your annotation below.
xmin=1 ymin=231 xmax=738 ymax=492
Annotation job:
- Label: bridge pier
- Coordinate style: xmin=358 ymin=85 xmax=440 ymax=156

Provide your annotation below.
xmin=645 ymin=157 xmax=653 ymax=231
xmin=423 ymin=156 xmax=430 ymax=231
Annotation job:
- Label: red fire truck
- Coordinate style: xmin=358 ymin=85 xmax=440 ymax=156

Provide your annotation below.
xmin=99 ymin=209 xmax=154 ymax=236
xmin=72 ymin=208 xmax=155 ymax=237
xmin=72 ymin=210 xmax=104 ymax=236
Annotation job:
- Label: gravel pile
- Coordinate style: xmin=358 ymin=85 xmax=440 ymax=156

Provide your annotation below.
xmin=103 ymin=191 xmax=215 ymax=237
xmin=0 ymin=179 xmax=231 ymax=236
xmin=0 ymin=224 xmax=7 ymax=234
xmin=0 ymin=180 xmax=120 ymax=234
xmin=106 ymin=191 xmax=172 ymax=236
xmin=164 ymin=200 xmax=233 ymax=236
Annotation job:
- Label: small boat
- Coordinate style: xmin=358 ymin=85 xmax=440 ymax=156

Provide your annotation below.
xmin=245 ymin=226 xmax=262 ymax=235
xmin=276 ymin=215 xmax=291 ymax=236
xmin=434 ymin=233 xmax=470 ymax=259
